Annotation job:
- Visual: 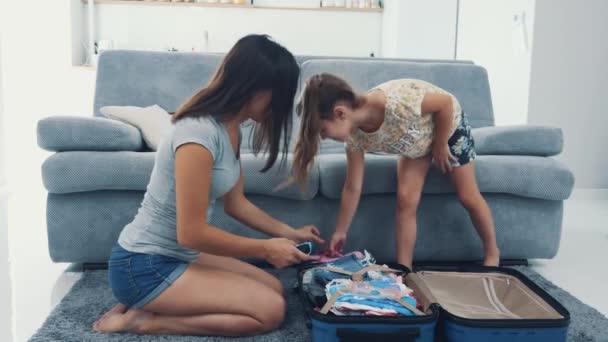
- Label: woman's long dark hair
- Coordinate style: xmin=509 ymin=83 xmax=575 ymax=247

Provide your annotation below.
xmin=172 ymin=34 xmax=299 ymax=171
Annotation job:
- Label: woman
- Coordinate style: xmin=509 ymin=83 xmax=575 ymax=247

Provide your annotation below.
xmin=93 ymin=34 xmax=323 ymax=337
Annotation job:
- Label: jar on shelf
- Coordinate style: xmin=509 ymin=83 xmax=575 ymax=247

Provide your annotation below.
xmin=321 ymin=0 xmax=335 ymax=7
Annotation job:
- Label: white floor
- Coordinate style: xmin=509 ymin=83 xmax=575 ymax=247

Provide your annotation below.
xmin=529 ymin=190 xmax=608 ymax=317
xmin=4 ymin=190 xmax=608 ymax=342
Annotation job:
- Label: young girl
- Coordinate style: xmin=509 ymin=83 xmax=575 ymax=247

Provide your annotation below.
xmin=93 ymin=35 xmax=323 ymax=337
xmin=293 ymin=73 xmax=500 ymax=268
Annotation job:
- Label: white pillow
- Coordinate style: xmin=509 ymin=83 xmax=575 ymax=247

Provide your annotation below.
xmin=100 ymin=104 xmax=172 ymax=151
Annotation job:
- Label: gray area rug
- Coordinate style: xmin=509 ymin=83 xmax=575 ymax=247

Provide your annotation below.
xmin=30 ymin=266 xmax=608 ymax=342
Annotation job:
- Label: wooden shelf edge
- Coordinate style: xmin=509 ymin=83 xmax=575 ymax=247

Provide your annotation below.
xmin=90 ymin=0 xmax=254 ymax=8
xmin=89 ymin=0 xmax=383 ymax=12
xmin=72 ymin=65 xmax=97 ymax=71
xmin=255 ymin=6 xmax=382 ymax=12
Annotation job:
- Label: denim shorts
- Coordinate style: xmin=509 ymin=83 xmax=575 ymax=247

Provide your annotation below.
xmin=447 ymin=112 xmax=477 ymax=167
xmin=108 ymin=244 xmax=189 ymax=308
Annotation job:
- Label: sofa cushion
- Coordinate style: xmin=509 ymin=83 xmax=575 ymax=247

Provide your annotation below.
xmin=318 ymin=154 xmax=574 ymax=201
xmin=240 ymin=153 xmax=318 ymax=200
xmin=37 ymin=116 xmax=144 ymax=152
xmin=473 ymin=126 xmax=563 ymax=156
xmin=42 ymin=151 xmax=318 ymax=200
xmin=42 ymin=151 xmax=156 ymax=194
xmin=94 ymin=51 xmax=224 ymax=116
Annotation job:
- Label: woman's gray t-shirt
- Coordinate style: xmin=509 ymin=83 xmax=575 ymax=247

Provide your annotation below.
xmin=118 ymin=116 xmax=240 ymax=262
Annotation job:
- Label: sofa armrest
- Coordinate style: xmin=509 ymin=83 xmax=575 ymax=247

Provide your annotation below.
xmin=37 ymin=116 xmax=144 ymax=152
xmin=472 ymin=125 xmax=563 ymax=156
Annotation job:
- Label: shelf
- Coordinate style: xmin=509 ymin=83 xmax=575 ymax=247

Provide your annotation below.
xmin=91 ymin=0 xmax=253 ymax=8
xmin=253 ymin=6 xmax=382 ymax=12
xmin=90 ymin=0 xmax=383 ymax=12
xmin=72 ymin=65 xmax=97 ymax=71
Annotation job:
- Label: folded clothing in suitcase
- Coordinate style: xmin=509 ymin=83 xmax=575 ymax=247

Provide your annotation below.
xmin=298 ymin=254 xmax=570 ymax=342
xmin=299 ymin=254 xmax=438 ymax=342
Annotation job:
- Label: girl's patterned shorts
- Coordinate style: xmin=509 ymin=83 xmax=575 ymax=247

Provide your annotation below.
xmin=448 ymin=112 xmax=476 ymax=167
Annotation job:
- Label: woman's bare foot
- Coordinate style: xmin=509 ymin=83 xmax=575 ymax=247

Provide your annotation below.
xmin=93 ymin=304 xmax=154 ymax=333
xmin=483 ymin=248 xmax=500 ymax=267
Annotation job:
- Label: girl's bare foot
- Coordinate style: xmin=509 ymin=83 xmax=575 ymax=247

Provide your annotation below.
xmin=93 ymin=304 xmax=154 ymax=334
xmin=483 ymin=248 xmax=500 ymax=267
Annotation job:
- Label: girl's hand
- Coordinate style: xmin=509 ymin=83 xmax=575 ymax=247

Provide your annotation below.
xmin=286 ymin=225 xmax=325 ymax=245
xmin=261 ymin=238 xmax=319 ymax=269
xmin=328 ymin=231 xmax=347 ymax=257
xmin=432 ymin=144 xmax=458 ymax=174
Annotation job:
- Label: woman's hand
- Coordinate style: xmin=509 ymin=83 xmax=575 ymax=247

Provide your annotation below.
xmin=261 ymin=238 xmax=319 ymax=268
xmin=285 ymin=225 xmax=325 ymax=245
xmin=432 ymin=144 xmax=458 ymax=174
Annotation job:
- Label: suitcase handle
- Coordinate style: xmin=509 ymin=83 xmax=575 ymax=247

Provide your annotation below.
xmin=336 ymin=327 xmax=420 ymax=342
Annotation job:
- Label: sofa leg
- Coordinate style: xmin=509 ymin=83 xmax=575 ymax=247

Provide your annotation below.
xmin=82 ymin=262 xmax=109 ymax=270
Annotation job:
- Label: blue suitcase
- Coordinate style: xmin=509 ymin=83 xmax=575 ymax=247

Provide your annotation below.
xmin=413 ymin=265 xmax=570 ymax=342
xmin=298 ymin=263 xmax=438 ymax=342
xmin=298 ymin=264 xmax=569 ymax=342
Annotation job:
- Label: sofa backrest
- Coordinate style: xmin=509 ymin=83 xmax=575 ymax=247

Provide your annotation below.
xmin=94 ymin=51 xmax=224 ymax=116
xmin=93 ymin=50 xmax=481 ymax=152
xmin=298 ymin=59 xmax=495 ymax=153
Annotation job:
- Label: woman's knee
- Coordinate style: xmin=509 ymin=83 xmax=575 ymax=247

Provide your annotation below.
xmin=268 ymin=276 xmax=284 ymax=295
xmin=254 ymin=293 xmax=286 ymax=333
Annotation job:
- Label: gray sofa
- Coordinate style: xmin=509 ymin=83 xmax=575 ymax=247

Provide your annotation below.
xmin=37 ymin=50 xmax=574 ymax=265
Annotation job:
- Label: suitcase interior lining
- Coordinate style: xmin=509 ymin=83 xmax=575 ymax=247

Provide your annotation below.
xmin=405 ymin=271 xmax=564 ymax=320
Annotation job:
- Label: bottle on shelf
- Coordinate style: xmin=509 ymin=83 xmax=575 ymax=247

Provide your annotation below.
xmin=321 ymin=0 xmax=335 ymax=7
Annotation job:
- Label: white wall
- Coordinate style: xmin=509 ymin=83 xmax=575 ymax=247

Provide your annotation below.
xmin=93 ymin=4 xmax=383 ymax=57
xmin=2 ymin=1 xmax=95 ymax=340
xmin=456 ymin=0 xmax=535 ymax=126
xmin=0 ymin=24 xmax=14 ymax=342
xmin=528 ymin=0 xmax=608 ymax=189
xmin=382 ymin=0 xmax=457 ymax=59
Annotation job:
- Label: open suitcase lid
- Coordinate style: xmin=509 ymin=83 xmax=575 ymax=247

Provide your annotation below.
xmin=404 ymin=265 xmax=571 ymax=328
